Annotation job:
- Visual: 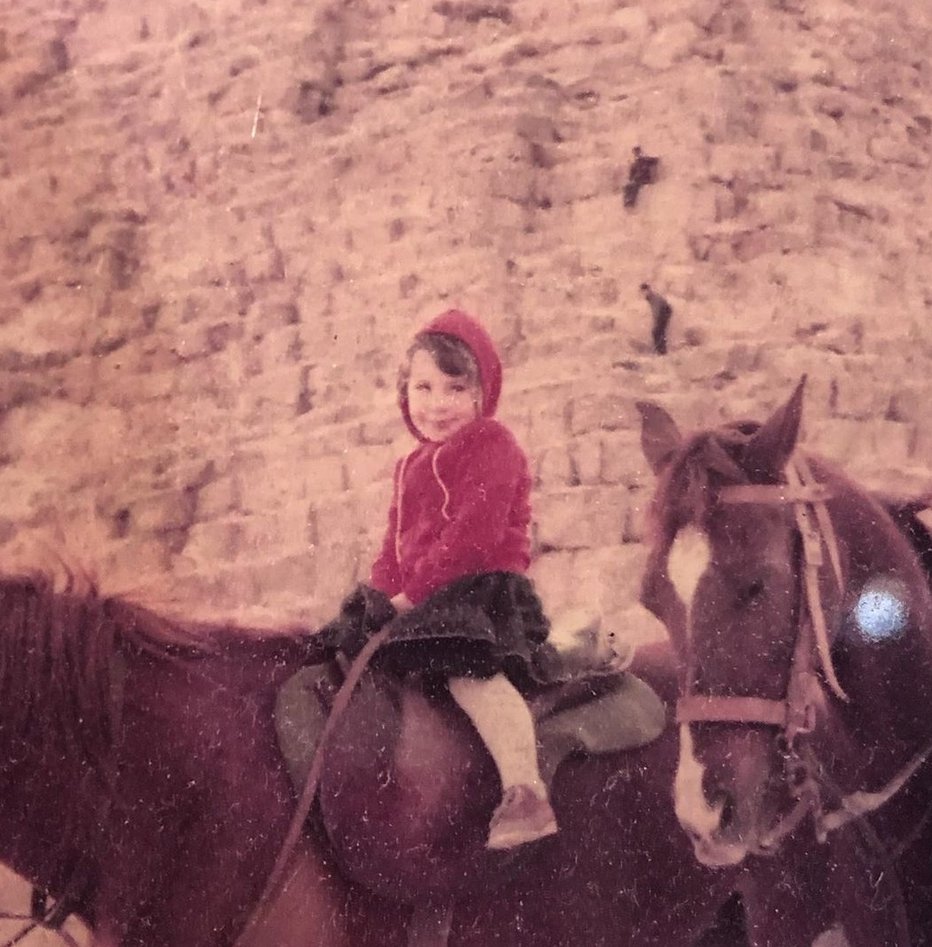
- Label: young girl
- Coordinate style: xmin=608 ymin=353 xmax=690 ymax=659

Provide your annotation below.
xmin=368 ymin=308 xmax=558 ymax=851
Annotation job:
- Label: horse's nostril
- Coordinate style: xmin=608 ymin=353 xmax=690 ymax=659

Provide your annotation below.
xmin=787 ymin=763 xmax=808 ymax=791
xmin=717 ymin=793 xmax=736 ymax=832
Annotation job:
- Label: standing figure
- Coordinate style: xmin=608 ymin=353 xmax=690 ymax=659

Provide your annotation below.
xmin=623 ymin=145 xmax=660 ymax=208
xmin=641 ymin=283 xmax=673 ymax=355
xmin=324 ymin=309 xmax=559 ymax=850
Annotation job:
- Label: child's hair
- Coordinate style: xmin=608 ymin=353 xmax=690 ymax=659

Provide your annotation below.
xmin=398 ymin=330 xmax=481 ymax=397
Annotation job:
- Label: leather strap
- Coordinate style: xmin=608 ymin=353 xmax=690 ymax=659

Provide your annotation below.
xmin=718 ymin=482 xmax=834 ymax=505
xmin=676 ymin=694 xmax=788 ymax=727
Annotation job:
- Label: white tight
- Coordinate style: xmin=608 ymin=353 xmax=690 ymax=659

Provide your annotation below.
xmin=448 ymin=673 xmax=546 ymax=793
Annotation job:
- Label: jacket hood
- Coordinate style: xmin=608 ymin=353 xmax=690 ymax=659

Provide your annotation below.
xmin=400 ymin=309 xmax=503 ymax=440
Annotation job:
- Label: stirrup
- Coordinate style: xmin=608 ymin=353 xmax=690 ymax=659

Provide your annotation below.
xmin=549 ymin=606 xmax=602 ymax=644
xmin=548 ymin=607 xmax=630 ymax=676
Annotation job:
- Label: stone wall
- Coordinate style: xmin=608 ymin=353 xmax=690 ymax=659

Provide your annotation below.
xmin=1 ymin=0 xmax=931 ymax=644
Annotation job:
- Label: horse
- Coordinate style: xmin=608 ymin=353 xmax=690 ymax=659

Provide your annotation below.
xmin=0 ymin=548 xmax=887 ymax=947
xmin=0 ymin=568 xmax=349 ymax=947
xmin=0 ymin=559 xmax=763 ymax=947
xmin=637 ymin=380 xmax=932 ymax=946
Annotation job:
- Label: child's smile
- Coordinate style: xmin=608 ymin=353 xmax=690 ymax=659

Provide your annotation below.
xmin=406 ymin=349 xmax=480 ymax=442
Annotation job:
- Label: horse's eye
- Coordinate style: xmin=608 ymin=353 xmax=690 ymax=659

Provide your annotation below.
xmin=739 ymin=578 xmax=765 ymax=605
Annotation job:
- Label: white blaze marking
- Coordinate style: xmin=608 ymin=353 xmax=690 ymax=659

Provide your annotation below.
xmin=674 ymin=724 xmax=724 ymax=838
xmin=812 ymin=925 xmax=850 ymax=947
xmin=669 ymin=529 xmax=724 ymax=848
xmin=667 ymin=526 xmax=712 ymax=619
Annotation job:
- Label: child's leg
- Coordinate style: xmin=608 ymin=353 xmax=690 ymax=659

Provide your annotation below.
xmin=448 ymin=673 xmax=558 ymax=849
xmin=448 ymin=673 xmax=545 ymax=793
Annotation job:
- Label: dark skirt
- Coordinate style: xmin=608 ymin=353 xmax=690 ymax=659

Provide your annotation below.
xmin=310 ymin=572 xmax=558 ymax=687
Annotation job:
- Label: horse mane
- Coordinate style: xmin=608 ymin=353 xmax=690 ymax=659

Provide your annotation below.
xmin=647 ymin=420 xmax=762 ymax=544
xmin=0 ymin=567 xmax=217 ymax=778
xmin=0 ymin=541 xmax=317 ymax=781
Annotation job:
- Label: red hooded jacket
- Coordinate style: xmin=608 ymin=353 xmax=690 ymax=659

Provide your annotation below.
xmin=370 ymin=310 xmax=532 ymax=604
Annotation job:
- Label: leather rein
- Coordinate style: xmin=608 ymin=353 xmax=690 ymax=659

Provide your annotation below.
xmin=674 ymin=455 xmax=932 ymax=846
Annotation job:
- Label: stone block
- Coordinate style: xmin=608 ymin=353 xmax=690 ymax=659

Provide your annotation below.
xmin=183 ymin=519 xmax=243 ymax=564
xmin=171 ymin=566 xmax=264 ymax=617
xmin=311 ymin=540 xmax=367 ymax=614
xmin=197 ymin=475 xmax=242 ymax=521
xmin=601 ymin=432 xmax=645 ymax=488
xmin=808 ymin=418 xmax=912 ymax=473
xmin=536 ymin=445 xmax=574 ymax=488
xmin=570 ymin=544 xmax=648 ymax=618
xmin=344 ymin=445 xmax=396 ymax=490
xmin=1 ymin=402 xmax=131 ymax=475
xmin=829 ymin=370 xmax=889 ymax=420
xmin=131 ymin=490 xmax=197 ymax=535
xmin=622 ymin=491 xmax=651 ymax=545
xmin=238 ymin=367 xmax=308 ymax=426
xmin=249 ymin=552 xmax=316 ymax=599
xmin=868 ymin=132 xmax=930 ymax=169
xmin=235 ymin=510 xmax=315 ymax=561
xmin=358 ymin=414 xmax=404 ymax=446
xmin=534 ymin=486 xmax=628 ymax=550
xmin=489 ymin=167 xmax=532 ymax=203
xmin=230 ymin=454 xmax=303 ymax=514
xmin=609 ymin=6 xmax=651 ymax=43
xmin=515 ymin=388 xmax=572 ymax=444
xmin=355 ymin=479 xmax=395 ymax=544
xmin=886 ymin=383 xmax=932 ymax=426
xmin=527 ymin=550 xmax=577 ymax=613
xmin=571 ymin=436 xmax=601 ymax=486
xmin=568 ymin=392 xmax=636 ymax=436
xmin=640 ymin=21 xmax=703 ymax=70
xmin=908 ymin=426 xmax=932 ymax=469
xmin=313 ymin=493 xmax=367 ymax=545
xmin=247 ymin=328 xmax=304 ymax=374
xmin=301 ymin=453 xmax=350 ymax=496
xmin=99 ymin=536 xmax=174 ymax=595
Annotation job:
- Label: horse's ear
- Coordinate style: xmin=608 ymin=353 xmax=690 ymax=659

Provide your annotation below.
xmin=744 ymin=377 xmax=806 ymax=480
xmin=637 ymin=401 xmax=683 ymax=474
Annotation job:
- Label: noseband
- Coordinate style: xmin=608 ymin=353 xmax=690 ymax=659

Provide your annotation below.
xmin=674 ymin=454 xmax=932 ymax=846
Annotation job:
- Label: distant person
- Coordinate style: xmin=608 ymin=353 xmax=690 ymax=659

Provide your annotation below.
xmin=641 ymin=283 xmax=673 ymax=355
xmin=623 ymin=146 xmax=660 ymax=208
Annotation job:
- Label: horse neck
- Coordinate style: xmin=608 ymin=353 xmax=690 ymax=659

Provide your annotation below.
xmin=829 ymin=488 xmax=932 ymax=751
xmin=0 ymin=581 xmax=123 ymax=890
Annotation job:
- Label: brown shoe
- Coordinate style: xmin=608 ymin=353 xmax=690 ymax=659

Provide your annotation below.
xmin=487 ymin=785 xmax=559 ymax=850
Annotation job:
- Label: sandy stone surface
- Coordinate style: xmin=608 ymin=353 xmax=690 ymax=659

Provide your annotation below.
xmin=0 ymin=0 xmax=931 ymax=939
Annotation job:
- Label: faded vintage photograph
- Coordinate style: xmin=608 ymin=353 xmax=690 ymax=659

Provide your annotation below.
xmin=0 ymin=1 xmax=930 ymax=945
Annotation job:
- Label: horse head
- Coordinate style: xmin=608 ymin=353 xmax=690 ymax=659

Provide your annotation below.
xmin=638 ymin=380 xmax=932 ymax=870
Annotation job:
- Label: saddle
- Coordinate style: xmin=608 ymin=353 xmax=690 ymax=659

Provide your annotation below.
xmin=276 ymin=656 xmax=666 ymax=798
xmin=272 ymin=611 xmax=665 ymax=945
xmin=276 ymin=607 xmax=665 ymax=799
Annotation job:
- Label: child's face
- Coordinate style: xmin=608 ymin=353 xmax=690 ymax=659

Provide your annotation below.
xmin=406 ymin=349 xmax=480 ymax=442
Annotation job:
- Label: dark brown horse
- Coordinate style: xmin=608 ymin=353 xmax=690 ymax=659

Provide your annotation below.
xmin=638 ymin=381 xmax=932 ymax=946
xmin=0 ymin=560 xmax=749 ymax=947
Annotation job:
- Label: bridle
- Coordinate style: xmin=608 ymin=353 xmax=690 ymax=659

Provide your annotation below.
xmin=674 ymin=454 xmax=932 ymax=847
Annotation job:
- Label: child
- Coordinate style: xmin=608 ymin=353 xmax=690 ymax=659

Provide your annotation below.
xmin=369 ymin=308 xmax=558 ymax=851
